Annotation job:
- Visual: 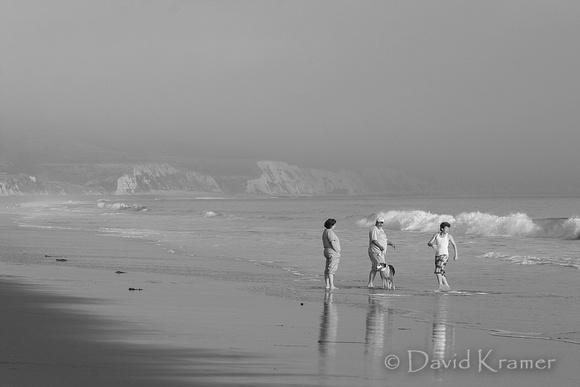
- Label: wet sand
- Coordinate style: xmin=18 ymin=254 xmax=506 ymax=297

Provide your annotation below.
xmin=0 ymin=211 xmax=578 ymax=386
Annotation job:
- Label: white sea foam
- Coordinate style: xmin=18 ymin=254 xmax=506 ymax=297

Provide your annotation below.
xmin=97 ymin=227 xmax=160 ymax=239
xmin=358 ymin=210 xmax=580 ymax=239
xmin=97 ymin=202 xmax=149 ymax=211
xmin=481 ymin=251 xmax=580 ymax=269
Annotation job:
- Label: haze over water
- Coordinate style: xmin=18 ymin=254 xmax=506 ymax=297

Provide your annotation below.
xmin=2 ymin=1 xmax=580 ymax=196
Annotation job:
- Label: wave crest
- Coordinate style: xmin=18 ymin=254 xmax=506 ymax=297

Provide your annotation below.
xmin=97 ymin=201 xmax=149 ymax=212
xmin=358 ymin=210 xmax=580 ymax=239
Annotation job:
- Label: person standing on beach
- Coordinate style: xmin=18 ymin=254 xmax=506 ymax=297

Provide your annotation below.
xmin=427 ymin=221 xmax=458 ymax=291
xmin=367 ymin=217 xmax=395 ymax=288
xmin=322 ymin=219 xmax=341 ymax=290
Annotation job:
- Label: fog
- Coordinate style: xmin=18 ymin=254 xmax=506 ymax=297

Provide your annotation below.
xmin=2 ymin=1 xmax=579 ymax=194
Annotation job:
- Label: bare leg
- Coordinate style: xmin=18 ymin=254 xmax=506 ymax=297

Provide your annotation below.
xmin=436 ymin=273 xmax=450 ymax=291
xmin=328 ymin=274 xmax=338 ymax=290
xmin=325 ymin=273 xmax=330 ymax=289
xmin=367 ymin=270 xmax=377 ymax=288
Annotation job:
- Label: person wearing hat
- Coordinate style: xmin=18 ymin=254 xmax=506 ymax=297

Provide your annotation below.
xmin=367 ymin=217 xmax=395 ymax=288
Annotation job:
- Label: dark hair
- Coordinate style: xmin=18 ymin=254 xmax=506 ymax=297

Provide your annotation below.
xmin=324 ymin=218 xmax=337 ymax=229
xmin=440 ymin=221 xmax=451 ymax=229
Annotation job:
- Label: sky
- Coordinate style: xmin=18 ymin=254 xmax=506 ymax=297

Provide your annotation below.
xmin=1 ymin=1 xmax=580 ymax=194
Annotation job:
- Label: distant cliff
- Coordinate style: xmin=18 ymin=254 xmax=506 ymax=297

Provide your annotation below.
xmin=0 ymin=160 xmax=434 ymax=196
xmin=115 ymin=163 xmax=222 ymax=194
xmin=0 ymin=173 xmax=103 ymax=196
xmin=246 ymin=161 xmax=368 ymax=195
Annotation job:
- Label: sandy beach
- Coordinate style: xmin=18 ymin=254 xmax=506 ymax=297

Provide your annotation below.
xmin=4 ymin=0 xmax=580 ymax=384
xmin=0 ymin=209 xmax=578 ymax=387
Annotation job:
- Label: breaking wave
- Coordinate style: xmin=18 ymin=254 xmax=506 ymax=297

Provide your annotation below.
xmin=97 ymin=201 xmax=149 ymax=212
xmin=357 ymin=210 xmax=580 ymax=239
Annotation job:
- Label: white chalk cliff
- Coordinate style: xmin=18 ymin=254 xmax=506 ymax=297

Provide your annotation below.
xmin=115 ymin=163 xmax=222 ymax=194
xmin=245 ymin=161 xmax=369 ymax=195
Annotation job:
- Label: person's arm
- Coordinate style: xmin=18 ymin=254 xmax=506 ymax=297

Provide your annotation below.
xmin=387 ymin=240 xmax=396 ymax=250
xmin=427 ymin=233 xmax=437 ymax=249
xmin=372 ymin=239 xmax=384 ymax=251
xmin=449 ymin=235 xmax=458 ymax=260
xmin=330 ymin=231 xmax=340 ymax=254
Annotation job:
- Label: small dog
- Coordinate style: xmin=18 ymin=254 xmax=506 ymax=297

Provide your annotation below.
xmin=377 ymin=263 xmax=396 ymax=289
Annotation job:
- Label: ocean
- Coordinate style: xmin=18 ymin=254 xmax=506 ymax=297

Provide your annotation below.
xmin=8 ymin=195 xmax=580 ymax=355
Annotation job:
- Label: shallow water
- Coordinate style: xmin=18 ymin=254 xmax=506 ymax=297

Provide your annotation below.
xmin=8 ymin=194 xmax=580 ymax=344
xmin=3 ymin=194 xmax=580 ymax=386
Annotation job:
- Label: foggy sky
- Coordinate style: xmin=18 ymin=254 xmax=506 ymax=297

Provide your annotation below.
xmin=2 ymin=1 xmax=580 ymax=194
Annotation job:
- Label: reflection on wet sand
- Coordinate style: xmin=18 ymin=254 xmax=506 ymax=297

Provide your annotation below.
xmin=318 ymin=291 xmax=338 ymax=378
xmin=430 ymin=294 xmax=455 ymax=384
xmin=364 ymin=294 xmax=394 ymax=377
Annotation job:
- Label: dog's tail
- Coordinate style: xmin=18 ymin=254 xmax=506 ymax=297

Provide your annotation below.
xmin=388 ymin=265 xmax=395 ymax=276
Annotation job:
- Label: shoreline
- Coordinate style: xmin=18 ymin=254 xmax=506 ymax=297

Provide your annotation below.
xmin=1 ymin=211 xmax=578 ymax=386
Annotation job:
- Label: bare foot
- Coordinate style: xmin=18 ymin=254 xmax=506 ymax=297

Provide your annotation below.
xmin=367 ymin=284 xmax=375 ymax=288
xmin=330 ymin=287 xmax=339 ymax=290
